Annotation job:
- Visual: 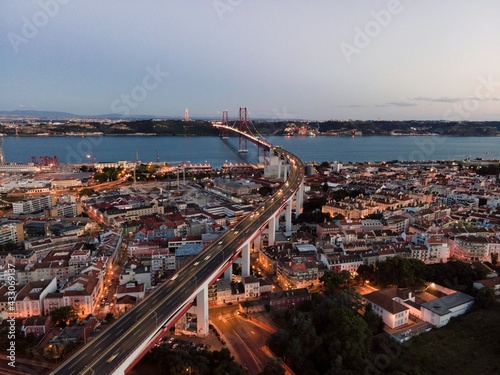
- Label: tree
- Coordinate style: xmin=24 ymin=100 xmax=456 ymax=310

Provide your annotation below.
xmin=320 ymin=270 xmax=352 ymax=294
xmin=50 ymin=306 xmax=77 ymax=328
xmin=320 ymin=306 xmax=373 ymax=373
xmin=319 ymin=161 xmax=330 ymax=169
xmin=258 ymin=186 xmax=273 ymax=196
xmin=79 ymin=188 xmax=95 ymax=197
xmin=356 ymin=264 xmax=375 ymax=285
xmin=375 ymin=256 xmax=426 ymax=288
xmin=363 ymin=303 xmax=384 ymax=334
xmin=425 ymin=261 xmax=476 ymax=291
xmin=475 ymin=287 xmax=496 ymax=309
xmin=259 ymin=358 xmax=285 ymax=375
xmin=105 ymin=312 xmax=114 ymax=322
xmin=0 ymin=241 xmax=18 ymax=252
xmin=302 ymin=197 xmax=327 ymax=213
xmin=491 ymin=252 xmax=499 ymax=266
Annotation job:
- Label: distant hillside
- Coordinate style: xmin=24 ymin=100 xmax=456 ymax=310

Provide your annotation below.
xmin=0 ymin=109 xmax=172 ymax=120
xmin=0 ymin=119 xmax=220 ymax=136
xmin=0 ymin=118 xmax=499 ymax=137
xmin=0 ymin=110 xmax=79 ymax=118
xmin=310 ymin=120 xmax=500 ymax=136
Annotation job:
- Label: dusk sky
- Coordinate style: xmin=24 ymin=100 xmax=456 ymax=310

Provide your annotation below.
xmin=1 ymin=0 xmax=500 ymax=120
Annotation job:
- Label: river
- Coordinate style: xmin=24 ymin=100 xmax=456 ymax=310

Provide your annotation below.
xmin=2 ymin=135 xmax=498 ymax=168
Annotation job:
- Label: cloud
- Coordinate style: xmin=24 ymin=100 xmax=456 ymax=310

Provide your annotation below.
xmin=413 ymin=96 xmax=462 ymax=103
xmin=376 ymin=101 xmax=417 ymax=108
xmin=413 ymin=96 xmax=500 ymax=103
xmin=338 ymin=104 xmax=369 ymax=108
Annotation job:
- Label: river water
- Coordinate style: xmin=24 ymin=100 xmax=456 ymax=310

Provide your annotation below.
xmin=2 ymin=135 xmax=498 ymax=168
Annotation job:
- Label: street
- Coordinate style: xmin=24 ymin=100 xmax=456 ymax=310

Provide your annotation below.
xmin=210 ymin=306 xmax=274 ymax=375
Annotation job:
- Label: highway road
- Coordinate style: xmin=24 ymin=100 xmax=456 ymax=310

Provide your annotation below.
xmin=211 ymin=310 xmax=273 ymax=375
xmin=51 ymin=145 xmax=304 ymax=375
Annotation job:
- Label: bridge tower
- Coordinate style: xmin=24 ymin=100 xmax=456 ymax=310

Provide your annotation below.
xmin=220 ymin=110 xmax=229 ymax=140
xmin=237 ymin=107 xmax=249 ymax=153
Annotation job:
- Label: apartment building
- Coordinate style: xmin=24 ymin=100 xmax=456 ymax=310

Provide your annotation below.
xmin=15 ymin=278 xmax=57 ymax=318
xmin=12 ymin=195 xmax=55 ymax=214
xmin=0 ymin=221 xmax=24 ymax=246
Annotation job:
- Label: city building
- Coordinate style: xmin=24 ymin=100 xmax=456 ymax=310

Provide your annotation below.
xmin=12 ymin=195 xmax=55 ymax=214
xmin=268 ymin=288 xmax=311 ymax=310
xmin=0 ymin=221 xmax=24 ymax=246
xmin=15 ymin=278 xmax=58 ymax=318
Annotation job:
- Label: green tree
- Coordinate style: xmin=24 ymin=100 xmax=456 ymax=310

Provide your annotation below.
xmin=320 ymin=270 xmax=352 ymax=294
xmin=320 ymin=306 xmax=373 ymax=373
xmin=302 ymin=197 xmax=327 ymax=213
xmin=50 ymin=306 xmax=77 ymax=327
xmin=375 ymin=256 xmax=426 ymax=288
xmin=105 ymin=312 xmax=114 ymax=322
xmin=491 ymin=252 xmax=499 ymax=266
xmin=363 ymin=303 xmax=384 ymax=334
xmin=319 ymin=161 xmax=330 ymax=169
xmin=259 ymin=358 xmax=285 ymax=375
xmin=356 ymin=264 xmax=375 ymax=285
xmin=258 ymin=186 xmax=273 ymax=196
xmin=79 ymin=188 xmax=95 ymax=197
xmin=425 ymin=261 xmax=476 ymax=290
xmin=475 ymin=287 xmax=496 ymax=309
xmin=0 ymin=241 xmax=18 ymax=251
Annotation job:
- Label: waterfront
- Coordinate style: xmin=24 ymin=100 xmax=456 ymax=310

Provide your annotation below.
xmin=2 ymin=135 xmax=499 ymax=168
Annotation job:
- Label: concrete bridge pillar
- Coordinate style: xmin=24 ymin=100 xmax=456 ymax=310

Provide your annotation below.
xmin=268 ymin=215 xmax=276 ymax=246
xmin=285 ymin=199 xmax=292 ymax=232
xmin=224 ymin=264 xmax=232 ymax=280
xmin=283 ymin=161 xmax=288 ymax=181
xmin=240 ymin=242 xmax=250 ymax=277
xmin=253 ymin=233 xmax=261 ymax=252
xmin=194 ymin=286 xmax=209 ymax=337
xmin=295 ymin=181 xmax=304 ymax=217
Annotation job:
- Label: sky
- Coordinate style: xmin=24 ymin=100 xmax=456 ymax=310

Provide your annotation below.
xmin=1 ymin=0 xmax=500 ymax=121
